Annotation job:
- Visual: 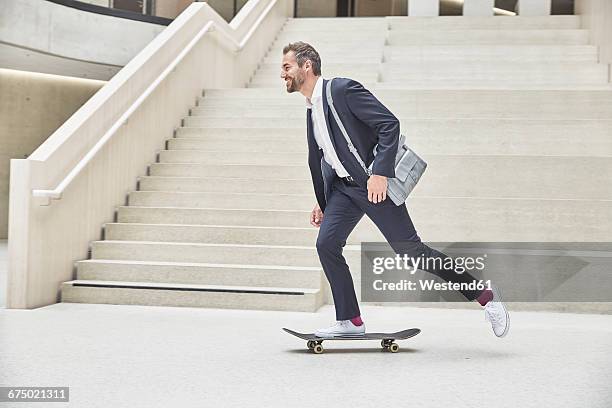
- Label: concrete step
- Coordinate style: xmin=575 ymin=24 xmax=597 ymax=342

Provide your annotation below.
xmin=386 ymin=29 xmax=589 ymax=45
xmin=140 ymin=155 xmax=612 ymax=200
xmin=272 ymin=36 xmax=385 ymax=47
xmin=117 ymin=202 xmax=612 ymax=243
xmin=158 ymin=149 xmax=304 ymax=165
xmin=201 ymin=86 xmax=612 ymax=99
xmin=117 ymin=206 xmax=312 ymax=228
xmin=252 ymin=73 xmax=379 ymax=85
xmin=188 ymin=103 xmax=612 ymax=120
xmin=381 ymin=61 xmax=607 ymax=76
xmin=111 ymin=187 xmax=612 ymax=242
xmin=91 ymin=240 xmax=321 ymax=265
xmin=197 ymin=88 xmax=612 ymax=104
xmin=249 ymin=77 xmax=378 ymax=89
xmin=212 ymin=82 xmax=612 ymax=92
xmin=386 ymin=15 xmax=581 ymax=30
xmin=149 ymin=163 xmax=309 ymax=178
xmin=255 ymin=63 xmax=379 ymax=78
xmin=281 ymin=17 xmax=386 ymax=31
xmin=266 ymin=49 xmax=383 ymax=61
xmin=383 ymin=45 xmax=599 ymax=63
xmin=105 ymin=223 xmax=318 ymax=246
xmin=138 ymin=176 xmax=312 ymax=194
xmin=267 ymin=45 xmax=383 ymax=54
xmin=168 ymin=135 xmax=305 ymax=152
xmin=263 ymin=53 xmax=381 ymax=64
xmin=123 ymin=189 xmax=612 ymax=241
xmin=381 ymin=65 xmax=609 ymax=84
xmin=174 ymin=127 xmax=302 ymax=137
xmin=168 ymin=119 xmax=612 ymax=157
xmin=181 ymin=116 xmax=303 ymax=128
xmin=268 ymin=40 xmax=387 ymax=54
xmin=128 ymin=191 xmax=313 ymax=210
xmin=75 ymin=259 xmax=323 ymax=289
xmin=372 ymin=83 xmax=612 ymax=90
xmin=61 ymin=280 xmax=323 ymax=312
xmin=202 ymin=88 xmax=305 ymax=98
xmin=193 ymin=90 xmax=612 ymax=119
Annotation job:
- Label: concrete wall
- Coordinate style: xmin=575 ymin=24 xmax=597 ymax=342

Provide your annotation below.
xmin=0 ymin=69 xmax=104 ymax=240
xmin=0 ymin=0 xmax=165 ymax=79
xmin=575 ymin=0 xmax=612 ymax=68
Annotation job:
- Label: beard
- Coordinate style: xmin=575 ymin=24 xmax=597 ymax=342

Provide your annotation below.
xmin=285 ymin=71 xmax=305 ymax=93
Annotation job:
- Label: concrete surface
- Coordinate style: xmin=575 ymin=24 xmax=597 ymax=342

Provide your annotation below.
xmin=0 ymin=301 xmax=610 ymax=407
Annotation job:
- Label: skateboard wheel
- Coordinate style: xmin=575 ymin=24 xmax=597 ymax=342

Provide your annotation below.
xmin=389 ymin=343 xmax=399 ymax=353
xmin=307 ymin=340 xmax=316 ymax=350
xmin=313 ymin=344 xmax=324 ymax=354
xmin=381 ymin=339 xmax=392 ymax=348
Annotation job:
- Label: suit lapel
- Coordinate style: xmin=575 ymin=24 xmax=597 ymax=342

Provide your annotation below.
xmin=306 ymin=108 xmax=321 ymax=158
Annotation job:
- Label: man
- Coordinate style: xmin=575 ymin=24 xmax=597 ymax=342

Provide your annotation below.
xmin=280 ymin=42 xmax=510 ymax=338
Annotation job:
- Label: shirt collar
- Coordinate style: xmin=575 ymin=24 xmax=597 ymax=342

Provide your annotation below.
xmin=305 ymin=76 xmax=323 ymax=109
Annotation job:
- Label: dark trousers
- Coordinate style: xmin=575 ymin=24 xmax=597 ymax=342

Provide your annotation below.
xmin=316 ymin=176 xmax=486 ymax=320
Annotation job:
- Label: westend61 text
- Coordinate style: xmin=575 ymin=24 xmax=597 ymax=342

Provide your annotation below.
xmin=372 ymin=279 xmax=492 ymax=292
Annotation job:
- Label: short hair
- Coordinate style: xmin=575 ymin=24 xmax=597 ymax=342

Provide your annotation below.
xmin=282 ymin=42 xmax=322 ymax=76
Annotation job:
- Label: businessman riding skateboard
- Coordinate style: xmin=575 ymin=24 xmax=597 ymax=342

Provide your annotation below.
xmin=280 ymin=42 xmax=510 ymax=339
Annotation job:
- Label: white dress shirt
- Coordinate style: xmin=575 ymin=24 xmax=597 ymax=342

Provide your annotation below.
xmin=306 ymin=76 xmax=350 ymax=178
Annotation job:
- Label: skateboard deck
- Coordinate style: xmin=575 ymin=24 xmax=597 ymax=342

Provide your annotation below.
xmin=283 ymin=327 xmax=421 ymax=354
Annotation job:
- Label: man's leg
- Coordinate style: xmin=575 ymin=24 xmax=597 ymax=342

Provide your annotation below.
xmin=316 ymin=178 xmax=365 ymax=320
xmin=342 ymin=184 xmax=485 ymax=301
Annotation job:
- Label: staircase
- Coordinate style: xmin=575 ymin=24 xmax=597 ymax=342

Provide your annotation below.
xmin=61 ymin=15 xmax=612 ymax=311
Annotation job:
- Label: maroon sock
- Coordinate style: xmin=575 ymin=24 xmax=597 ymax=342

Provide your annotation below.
xmin=476 ymin=289 xmax=494 ymax=306
xmin=350 ymin=316 xmax=363 ymax=326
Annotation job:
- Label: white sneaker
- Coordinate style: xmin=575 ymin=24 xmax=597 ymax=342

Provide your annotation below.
xmin=484 ymin=285 xmax=510 ymax=338
xmin=314 ymin=320 xmax=366 ymax=338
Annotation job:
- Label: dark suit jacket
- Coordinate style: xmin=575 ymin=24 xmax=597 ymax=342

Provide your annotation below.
xmin=306 ymin=77 xmax=400 ymax=212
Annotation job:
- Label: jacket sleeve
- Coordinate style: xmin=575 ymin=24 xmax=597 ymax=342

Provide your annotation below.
xmin=306 ymin=110 xmax=327 ymax=212
xmin=343 ymin=79 xmax=399 ymax=178
xmin=308 ymin=149 xmax=327 ymax=213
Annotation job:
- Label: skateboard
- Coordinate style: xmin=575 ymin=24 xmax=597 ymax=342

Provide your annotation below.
xmin=283 ymin=327 xmax=421 ymax=354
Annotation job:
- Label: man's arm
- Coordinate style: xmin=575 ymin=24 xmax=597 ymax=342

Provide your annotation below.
xmin=343 ymin=79 xmax=400 ymax=179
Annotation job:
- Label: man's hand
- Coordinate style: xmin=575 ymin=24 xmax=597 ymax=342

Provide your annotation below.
xmin=310 ymin=203 xmax=324 ymax=228
xmin=367 ymin=175 xmax=388 ymax=204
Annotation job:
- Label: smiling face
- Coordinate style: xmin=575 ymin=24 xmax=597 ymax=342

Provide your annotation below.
xmin=280 ymin=50 xmax=309 ymax=93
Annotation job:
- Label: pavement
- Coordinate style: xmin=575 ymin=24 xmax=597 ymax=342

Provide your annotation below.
xmin=1 ymin=239 xmax=611 ymax=408
xmin=0 ymin=300 xmax=610 ymax=408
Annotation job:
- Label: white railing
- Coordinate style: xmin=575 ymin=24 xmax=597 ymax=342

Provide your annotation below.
xmin=7 ymin=0 xmax=292 ymax=308
xmin=31 ymin=22 xmax=215 ymax=202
